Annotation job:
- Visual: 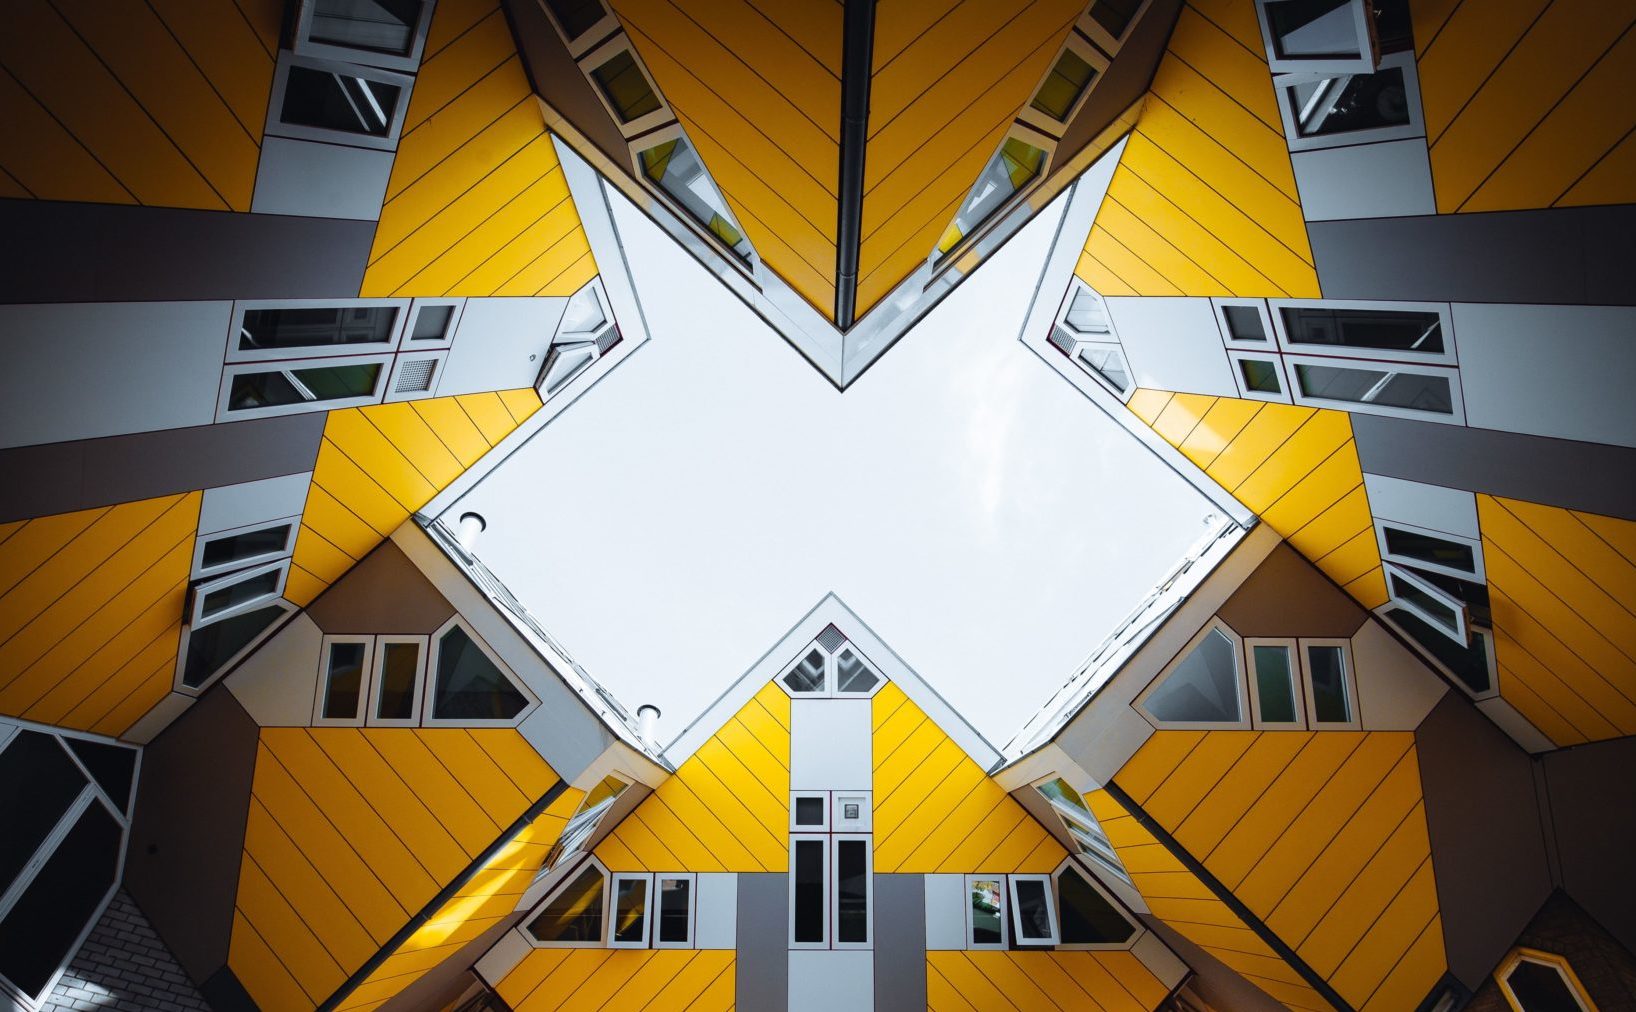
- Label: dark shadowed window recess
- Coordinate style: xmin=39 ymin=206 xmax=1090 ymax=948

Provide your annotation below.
xmin=309 ymin=0 xmax=424 ymax=56
xmin=590 ymin=51 xmax=660 ymax=123
xmin=182 ymin=605 xmax=287 ymax=689
xmin=657 ymin=877 xmax=691 ymax=944
xmin=527 ymin=865 xmax=606 ymax=943
xmin=0 ymin=803 xmax=121 ymax=999
xmin=0 ymin=732 xmax=86 ymax=892
xmin=239 ymin=307 xmax=398 ymax=353
xmin=323 ymin=641 xmax=369 ymax=719
xmin=376 ymin=641 xmax=422 ymax=720
xmin=1090 ymin=0 xmax=1143 ymax=40
xmin=282 ymin=65 xmax=403 ymax=136
xmin=1031 ymin=49 xmax=1097 ymax=121
xmin=432 ymin=625 xmax=528 ymax=720
xmin=1058 ymin=865 xmax=1134 ymax=944
xmin=793 ymin=839 xmax=825 ymax=943
xmin=836 ymin=839 xmax=868 ymax=943
xmin=544 ymin=0 xmax=607 ymax=40
xmin=201 ymin=525 xmax=293 ymax=571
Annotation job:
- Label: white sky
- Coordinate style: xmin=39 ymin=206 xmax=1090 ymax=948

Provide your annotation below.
xmin=457 ymin=188 xmax=1215 ymax=750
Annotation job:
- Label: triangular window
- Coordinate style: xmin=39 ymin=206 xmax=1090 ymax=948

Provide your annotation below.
xmin=1139 ymin=621 xmax=1246 ymax=726
xmin=430 ymin=622 xmax=529 ymax=721
xmin=1055 ymin=863 xmax=1136 ymax=946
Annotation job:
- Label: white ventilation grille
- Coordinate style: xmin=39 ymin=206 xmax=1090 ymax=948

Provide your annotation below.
xmin=395 ymin=357 xmax=437 ymax=393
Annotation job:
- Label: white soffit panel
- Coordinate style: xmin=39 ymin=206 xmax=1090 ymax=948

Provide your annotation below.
xmin=1103 ymin=296 xmax=1239 ymax=397
xmin=1362 ymin=472 xmax=1480 ymax=539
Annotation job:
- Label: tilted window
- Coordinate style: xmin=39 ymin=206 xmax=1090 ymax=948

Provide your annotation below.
xmin=429 ymin=622 xmax=530 ymax=722
xmin=1138 ymin=621 xmax=1246 ymax=728
xmin=527 ymin=864 xmax=607 ymax=946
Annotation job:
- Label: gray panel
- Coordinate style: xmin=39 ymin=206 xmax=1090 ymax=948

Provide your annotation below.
xmin=0 ymin=301 xmax=230 ymax=448
xmin=1415 ymin=694 xmax=1552 ymax=989
xmin=1104 ymin=296 xmax=1238 ymax=397
xmin=437 ymin=297 xmax=566 ymax=397
xmin=1056 ymin=0 xmax=1183 ymax=167
xmin=0 ymin=198 xmax=374 ymax=304
xmin=873 ymin=875 xmax=927 ymax=1012
xmin=1362 ymin=472 xmax=1479 ymax=539
xmin=736 ymin=873 xmax=789 ymax=1012
xmin=0 ymin=412 xmax=325 ymax=523
xmin=1216 ymin=544 xmax=1367 ymax=638
xmin=504 ymin=0 xmax=635 ymax=174
xmin=304 ymin=540 xmax=456 ymax=634
xmin=198 ymin=472 xmax=314 ymax=535
xmin=123 ymin=689 xmax=260 ymax=987
xmin=251 ymin=137 xmax=394 ymax=220
xmin=1544 ymin=735 xmax=1636 ymax=955
xmin=1308 ymin=203 xmax=1636 ymax=306
xmin=1351 ymin=413 xmax=1636 ymax=520
xmin=1291 ymin=139 xmax=1435 ymax=221
xmin=1455 ymin=303 xmax=1636 ymax=448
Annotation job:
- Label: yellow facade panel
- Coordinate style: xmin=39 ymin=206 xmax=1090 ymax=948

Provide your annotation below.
xmin=145 ymin=0 xmax=276 ymax=139
xmin=1187 ymin=0 xmax=1266 ymax=55
xmin=1146 ymin=61 xmax=1294 ymax=204
xmin=1164 ymin=6 xmax=1283 ymax=132
xmin=1200 ymin=399 xmax=1312 ymax=492
xmin=1176 ymin=393 xmax=1263 ymax=469
xmin=1417 ymin=0 xmax=1550 ymax=143
xmin=1231 ymin=410 xmax=1351 ymax=513
xmin=0 ymin=61 xmax=134 ymax=204
xmin=1142 ymin=729 xmax=1258 ymax=832
xmin=669 ymin=0 xmax=840 ymax=139
xmin=1258 ymin=441 xmax=1363 ymax=535
xmin=229 ymin=912 xmax=316 ymax=1012
xmin=1100 ymin=166 xmax=1285 ymax=296
xmin=1328 ymin=860 xmax=1440 ymax=1007
xmin=1300 ymin=800 xmax=1432 ymax=976
xmin=500 ymin=949 xmax=733 ymax=1012
xmin=1150 ymin=392 xmax=1219 ymax=448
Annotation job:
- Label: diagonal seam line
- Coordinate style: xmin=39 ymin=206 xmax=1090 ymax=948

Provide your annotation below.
xmin=142 ymin=0 xmax=262 ymax=148
xmin=1427 ymin=1 xmax=1554 ymax=149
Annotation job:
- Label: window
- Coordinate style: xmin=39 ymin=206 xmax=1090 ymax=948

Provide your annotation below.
xmin=1273 ymin=303 xmax=1452 ymax=364
xmin=1276 ymin=52 xmax=1424 ymax=151
xmin=1138 ymin=621 xmax=1247 ymax=728
xmin=776 ymin=633 xmax=886 ymax=698
xmin=591 ymin=50 xmax=661 ymax=123
xmin=1216 ymin=299 xmax=1272 ymax=342
xmin=294 ymin=0 xmax=433 ymax=70
xmin=1009 ymin=875 xmax=1060 ymax=945
xmin=543 ymin=0 xmax=611 ymax=43
xmin=1381 ymin=606 xmax=1496 ymax=698
xmin=1495 ymin=948 xmax=1596 ymax=1012
xmin=1055 ymin=862 xmax=1137 ymax=947
xmin=193 ymin=518 xmax=298 ymax=580
xmin=791 ymin=828 xmax=871 ymax=950
xmin=1247 ymin=639 xmax=1304 ymax=728
xmin=221 ymin=355 xmax=391 ymax=418
xmin=316 ymin=637 xmax=373 ymax=724
xmin=790 ymin=835 xmax=828 ymax=948
xmin=1033 ymin=777 xmax=1129 ymax=882
xmin=935 ymin=134 xmax=1050 ymax=262
xmin=190 ymin=560 xmax=289 ymax=629
xmin=1050 ymin=283 xmax=1134 ymax=401
xmin=1376 ymin=520 xmax=1483 ymax=580
xmin=832 ymin=836 xmax=872 ymax=948
xmin=1230 ymin=352 xmax=1291 ymax=402
xmin=527 ymin=862 xmax=607 ymax=946
xmin=1024 ymin=41 xmax=1106 ymax=129
xmin=637 ymin=132 xmax=754 ymax=263
xmin=369 ymin=636 xmax=427 ymax=725
xmin=177 ymin=600 xmax=293 ymax=692
xmin=541 ymin=284 xmax=621 ymax=397
xmin=609 ymin=872 xmax=652 ymax=948
xmin=232 ymin=303 xmax=404 ymax=361
xmin=545 ymin=775 xmax=630 ymax=871
xmin=1385 ymin=563 xmax=1470 ymax=646
xmin=1288 ymin=356 xmax=1460 ymax=420
xmin=654 ymin=874 xmax=695 ymax=948
xmin=428 ymin=620 xmax=531 ymax=723
xmin=269 ymin=55 xmax=413 ymax=150
xmin=1084 ymin=0 xmax=1150 ymax=49
xmin=966 ymin=876 xmax=1007 ymax=948
xmin=1255 ymin=0 xmax=1377 ymax=75
xmin=834 ymin=646 xmax=880 ymax=694
xmin=406 ymin=301 xmax=460 ymax=345
xmin=792 ymin=792 xmax=829 ymax=831
xmin=1301 ymin=641 xmax=1358 ymax=728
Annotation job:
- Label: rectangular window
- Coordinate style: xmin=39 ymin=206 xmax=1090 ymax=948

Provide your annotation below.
xmin=1277 ymin=52 xmax=1424 ymax=151
xmin=1216 ymin=299 xmax=1271 ymax=342
xmin=1234 ymin=355 xmax=1286 ymax=398
xmin=1275 ymin=303 xmax=1451 ymax=361
xmin=295 ymin=0 xmax=432 ymax=71
xmin=609 ymin=873 xmax=651 ymax=948
xmin=1380 ymin=606 xmax=1496 ymax=699
xmin=832 ymin=836 xmax=871 ymax=948
xmin=1255 ymin=0 xmax=1377 ymax=75
xmin=1033 ymin=778 xmax=1129 ymax=882
xmin=638 ymin=133 xmax=754 ymax=263
xmin=590 ymin=49 xmax=661 ymax=124
xmin=1247 ymin=639 xmax=1303 ymax=727
xmin=193 ymin=518 xmax=298 ymax=579
xmin=654 ymin=874 xmax=695 ymax=948
xmin=1009 ymin=874 xmax=1060 ymax=945
xmin=221 ymin=354 xmax=391 ymax=419
xmin=234 ymin=304 xmax=403 ymax=360
xmin=1302 ymin=641 xmax=1357 ymax=727
xmin=790 ymin=836 xmax=828 ymax=948
xmin=406 ymin=300 xmax=461 ymax=347
xmin=544 ymin=0 xmax=610 ymax=41
xmin=1087 ymin=0 xmax=1146 ymax=45
xmin=527 ymin=863 xmax=607 ymax=946
xmin=966 ymin=876 xmax=1007 ymax=949
xmin=369 ymin=636 xmax=426 ymax=725
xmin=1030 ymin=47 xmax=1098 ymax=122
xmin=317 ymin=637 xmax=372 ymax=724
xmin=191 ymin=560 xmax=289 ymax=628
xmin=1288 ymin=356 xmax=1460 ymax=420
xmin=1377 ymin=520 xmax=1482 ymax=580
xmin=1385 ymin=563 xmax=1471 ymax=646
xmin=271 ymin=56 xmax=412 ymax=149
xmin=791 ymin=792 xmax=829 ymax=831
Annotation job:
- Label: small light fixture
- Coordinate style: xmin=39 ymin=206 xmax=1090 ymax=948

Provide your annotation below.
xmin=455 ymin=511 xmax=486 ymax=553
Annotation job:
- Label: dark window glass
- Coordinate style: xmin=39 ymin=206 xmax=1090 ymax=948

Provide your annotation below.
xmin=1265 ymin=0 xmax=1361 ymax=60
xmin=795 ymin=796 xmax=825 ymax=826
xmin=527 ymin=866 xmax=605 ymax=943
xmin=323 ymin=641 xmax=368 ymax=719
xmin=836 ymin=840 xmax=868 ymax=943
xmin=1090 ymin=0 xmax=1143 ymax=40
xmin=1307 ymin=645 xmax=1351 ymax=722
xmin=612 ymin=877 xmax=648 ymax=943
xmin=282 ymin=65 xmax=403 ymax=136
xmin=375 ymin=642 xmax=421 ymax=720
xmin=792 ymin=839 xmax=825 ymax=943
xmin=1058 ymin=866 xmax=1134 ymax=944
xmin=228 ymin=363 xmax=383 ymax=411
xmin=410 ymin=305 xmax=455 ymax=340
xmin=0 ymin=733 xmax=86 ymax=892
xmin=0 ymin=803 xmax=120 ymax=999
xmin=64 ymin=739 xmax=137 ymax=816
xmin=590 ymin=51 xmax=660 ymax=123
xmin=433 ymin=626 xmax=528 ymax=720
xmin=1385 ymin=607 xmax=1492 ymax=695
xmin=543 ymin=0 xmax=607 ymax=40
xmin=200 ymin=568 xmax=281 ymax=620
xmin=1279 ymin=307 xmax=1443 ymax=354
xmin=1388 ymin=571 xmax=1460 ymax=631
xmin=1145 ymin=628 xmax=1241 ymax=723
xmin=835 ymin=650 xmax=879 ymax=693
xmin=970 ymin=879 xmax=1003 ymax=944
xmin=1222 ymin=305 xmax=1267 ymax=340
xmin=239 ymin=307 xmax=398 ymax=353
xmin=1506 ymin=958 xmax=1583 ymax=1012
xmin=1383 ymin=526 xmax=1476 ymax=573
xmin=1030 ymin=49 xmax=1097 ymax=120
xmin=201 ymin=524 xmax=292 ymax=570
xmin=181 ymin=604 xmax=285 ymax=688
xmin=310 ymin=0 xmax=423 ymax=55
xmin=1013 ymin=878 xmax=1054 ymax=941
xmin=1287 ymin=66 xmax=1410 ymax=137
xmin=782 ymin=649 xmax=826 ymax=694
xmin=657 ymin=878 xmax=691 ymax=943
xmin=1293 ymin=362 xmax=1452 ymax=414
xmin=1239 ymin=358 xmax=1282 ymax=394
xmin=1252 ymin=645 xmax=1297 ymax=723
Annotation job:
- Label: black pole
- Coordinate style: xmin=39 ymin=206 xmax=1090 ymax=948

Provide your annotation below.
xmin=834 ymin=0 xmax=875 ymax=331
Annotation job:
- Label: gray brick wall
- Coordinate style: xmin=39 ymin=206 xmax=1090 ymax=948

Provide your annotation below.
xmin=40 ymin=890 xmax=211 ymax=1012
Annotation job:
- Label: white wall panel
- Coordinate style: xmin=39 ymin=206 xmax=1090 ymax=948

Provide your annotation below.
xmin=252 ymin=137 xmax=394 ymax=220
xmin=437 ymin=297 xmax=567 ymax=397
xmin=199 ymin=472 xmax=313 ymax=535
xmin=923 ymin=874 xmax=966 ymax=950
xmin=1362 ymin=472 xmax=1480 ymax=539
xmin=1103 ymin=297 xmax=1238 ymax=397
xmin=1351 ymin=618 xmax=1447 ymax=731
xmin=789 ymin=950 xmax=872 ymax=1012
xmin=694 ymin=872 xmax=738 ymax=949
xmin=1292 ymin=140 xmax=1435 ymax=221
xmin=789 ymin=699 xmax=872 ymax=791
xmin=226 ymin=612 xmax=325 ymax=726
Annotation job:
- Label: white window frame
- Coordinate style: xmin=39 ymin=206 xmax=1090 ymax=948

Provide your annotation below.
xmin=1269 ymin=299 xmax=1457 ymax=366
xmin=544 ymin=777 xmax=631 ymax=872
xmin=1212 ymin=297 xmax=1275 ymax=345
xmin=1135 ymin=618 xmax=1251 ymax=731
xmin=422 ymin=616 xmax=539 ymax=728
xmin=1275 ymin=51 xmax=1426 ymax=152
xmin=1299 ymin=638 xmax=1361 ymax=730
xmin=1031 ymin=776 xmax=1130 ymax=883
xmin=931 ymin=123 xmax=1058 ymax=273
xmin=313 ymin=635 xmax=375 ymax=726
xmin=1245 ymin=637 xmax=1306 ymax=729
xmin=1080 ymin=0 xmax=1155 ymax=55
xmin=830 ymin=834 xmax=873 ymax=950
xmin=791 ymin=791 xmax=830 ymax=832
xmin=217 ymin=352 xmax=393 ymax=421
xmin=1375 ymin=518 xmax=1486 ymax=581
xmin=190 ymin=558 xmax=289 ymax=629
xmin=1050 ymin=283 xmax=1135 ymax=403
xmin=1227 ymin=349 xmax=1293 ymax=404
xmin=1376 ymin=605 xmax=1499 ymax=702
xmin=291 ymin=0 xmax=435 ymax=72
xmin=384 ymin=349 xmax=448 ymax=402
xmin=1254 ymin=0 xmax=1378 ymax=76
xmin=581 ymin=35 xmax=675 ymax=139
xmin=608 ymin=871 xmax=654 ymax=949
xmin=964 ymin=874 xmax=1010 ymax=950
xmin=1008 ymin=873 xmax=1060 ymax=946
xmin=833 ymin=791 xmax=871 ymax=833
xmin=777 ymin=643 xmax=831 ymax=698
xmin=402 ymin=298 xmax=465 ymax=350
xmin=539 ymin=0 xmax=621 ymax=60
xmin=526 ymin=856 xmax=612 ymax=948
xmin=266 ymin=53 xmax=415 ymax=151
xmin=367 ymin=635 xmax=429 ymax=727
xmin=1384 ymin=563 xmax=1472 ymax=647
xmin=629 ymin=123 xmax=759 ymax=277
xmin=226 ymin=298 xmax=411 ymax=363
xmin=1017 ymin=32 xmax=1111 ymax=135
xmin=1496 ymin=948 xmax=1596 ymax=1012
xmin=831 ymin=643 xmax=886 ymax=698
xmin=789 ymin=834 xmax=830 ymax=949
xmin=652 ymin=873 xmax=697 ymax=949
xmin=1053 ymin=858 xmax=1140 ymax=950
xmin=174 ymin=598 xmax=296 ymax=695
xmin=1285 ymin=353 xmax=1465 ymax=424
xmin=191 ymin=515 xmax=299 ymax=580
